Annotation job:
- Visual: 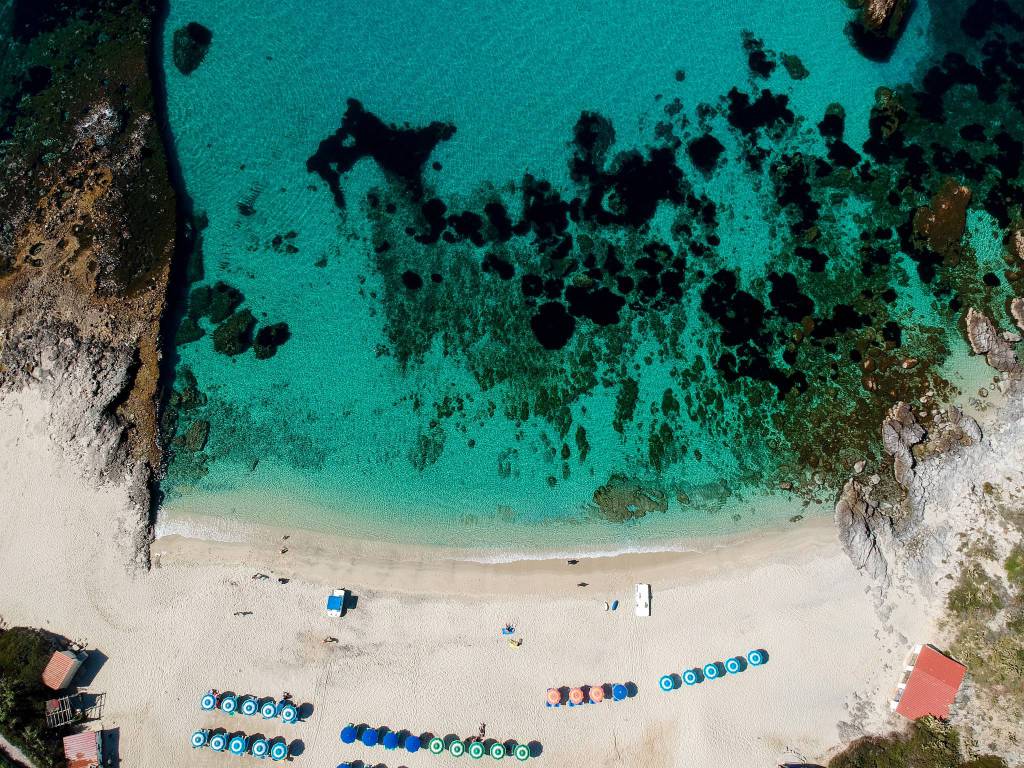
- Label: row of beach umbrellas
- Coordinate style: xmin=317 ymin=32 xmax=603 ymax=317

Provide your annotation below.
xmin=340 ymin=724 xmax=532 ymax=761
xmin=545 ymin=683 xmax=628 ymax=707
xmin=200 ymin=691 xmax=299 ymax=724
xmin=659 ymin=649 xmax=768 ymax=691
xmin=191 ymin=728 xmax=290 ymax=761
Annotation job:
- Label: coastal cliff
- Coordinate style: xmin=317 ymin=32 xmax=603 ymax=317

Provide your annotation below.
xmin=0 ymin=0 xmax=178 ymax=563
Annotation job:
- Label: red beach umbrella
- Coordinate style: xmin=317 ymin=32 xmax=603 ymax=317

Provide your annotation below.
xmin=569 ymin=687 xmax=585 ymax=705
xmin=589 ymin=685 xmax=605 ymax=703
xmin=546 ymin=688 xmax=562 ymax=706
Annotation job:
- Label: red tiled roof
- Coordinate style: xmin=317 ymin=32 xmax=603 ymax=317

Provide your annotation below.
xmin=63 ymin=731 xmax=99 ymax=768
xmin=42 ymin=651 xmax=80 ymax=690
xmin=896 ymin=645 xmax=966 ymax=720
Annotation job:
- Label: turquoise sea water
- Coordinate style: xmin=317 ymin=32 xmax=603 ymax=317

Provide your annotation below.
xmin=159 ymin=0 xmax=1022 ymax=551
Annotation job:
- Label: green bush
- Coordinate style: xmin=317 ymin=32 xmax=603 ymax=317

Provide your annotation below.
xmin=947 ymin=563 xmax=1004 ymax=620
xmin=1004 ymin=545 xmax=1024 ymax=591
xmin=0 ymin=628 xmax=63 ymax=768
xmin=828 ymin=719 xmax=1005 ymax=768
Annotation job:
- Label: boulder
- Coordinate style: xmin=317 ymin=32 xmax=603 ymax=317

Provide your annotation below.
xmin=835 ymin=478 xmax=892 ymax=585
xmin=1011 ymin=297 xmax=1024 ymax=332
xmin=965 ymin=307 xmax=1021 ymax=373
xmin=848 ymin=0 xmax=914 ymax=61
xmin=881 ymin=402 xmax=925 ymax=487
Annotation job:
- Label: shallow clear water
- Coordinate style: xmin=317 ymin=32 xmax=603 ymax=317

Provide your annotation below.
xmin=160 ymin=0 xmax=1022 ymax=551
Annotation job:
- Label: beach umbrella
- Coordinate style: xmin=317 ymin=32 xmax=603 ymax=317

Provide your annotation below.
xmin=703 ymin=662 xmax=721 ymax=680
xmin=209 ymin=732 xmax=228 ymax=752
xmin=200 ymin=692 xmax=218 ymax=711
xmin=361 ymin=728 xmax=379 ymax=747
xmin=682 ymin=669 xmax=700 ymax=686
xmin=340 ymin=725 xmax=357 ymax=744
xmin=545 ymin=688 xmax=562 ymax=706
xmin=513 ymin=743 xmax=531 ymax=761
xmin=279 ymin=702 xmax=298 ymax=724
xmin=589 ymin=685 xmax=605 ymax=703
xmin=190 ymin=729 xmax=209 ymax=749
xmin=747 ymin=649 xmax=766 ymax=666
xmin=220 ymin=694 xmax=238 ymax=714
xmin=659 ymin=675 xmax=675 ymax=692
xmin=428 ymin=737 xmax=446 ymax=755
xmin=489 ymin=742 xmax=506 ymax=759
xmin=449 ymin=739 xmax=466 ymax=757
xmin=725 ymin=657 xmax=743 ymax=674
xmin=251 ymin=738 xmax=270 ymax=759
xmin=260 ymin=699 xmax=278 ymax=719
xmin=611 ymin=684 xmax=627 ymax=701
xmin=269 ymin=739 xmax=289 ymax=761
xmin=405 ymin=734 xmax=422 ymax=753
xmin=469 ymin=741 xmax=486 ymax=759
xmin=382 ymin=731 xmax=399 ymax=750
xmin=228 ymin=734 xmax=248 ymax=756
xmin=240 ymin=697 xmax=259 ymax=716
xmin=569 ymin=687 xmax=585 ymax=705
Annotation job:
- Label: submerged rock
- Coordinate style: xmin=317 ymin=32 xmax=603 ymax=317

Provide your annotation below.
xmin=176 ymin=419 xmax=210 ymax=452
xmin=848 ymin=0 xmax=913 ymax=61
xmin=592 ymin=474 xmax=668 ymax=522
xmin=913 ymin=179 xmax=972 ymax=260
xmin=965 ymin=307 xmax=1021 ymax=373
xmin=253 ymin=322 xmax=291 ymax=359
xmin=172 ymin=22 xmax=212 ymax=75
xmin=212 ymin=309 xmax=256 ymax=356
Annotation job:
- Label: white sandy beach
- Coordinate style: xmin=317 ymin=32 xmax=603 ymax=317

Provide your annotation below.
xmin=0 ymin=387 xmax=942 ymax=768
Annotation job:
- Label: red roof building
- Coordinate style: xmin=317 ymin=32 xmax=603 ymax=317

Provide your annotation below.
xmin=41 ymin=650 xmax=85 ymax=691
xmin=895 ymin=645 xmax=966 ymax=720
xmin=62 ymin=730 xmax=101 ymax=768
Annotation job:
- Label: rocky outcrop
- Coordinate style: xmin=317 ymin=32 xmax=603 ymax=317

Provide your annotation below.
xmin=965 ymin=308 xmax=1021 ymax=373
xmin=0 ymin=0 xmax=178 ymax=566
xmin=835 ymin=477 xmax=892 ymax=586
xmin=848 ymin=0 xmax=914 ymax=61
xmin=1011 ymin=298 xmax=1024 ymax=332
xmin=881 ymin=402 xmax=926 ymax=487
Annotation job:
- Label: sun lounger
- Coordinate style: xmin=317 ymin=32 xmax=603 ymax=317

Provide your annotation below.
xmin=635 ymin=583 xmax=651 ymax=616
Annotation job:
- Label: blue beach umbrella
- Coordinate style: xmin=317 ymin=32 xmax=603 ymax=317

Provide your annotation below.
xmin=251 ymin=738 xmax=270 ymax=759
xmin=269 ymin=739 xmax=289 ymax=761
xmin=200 ymin=692 xmax=218 ymax=711
xmin=209 ymin=732 xmax=228 ymax=752
xmin=405 ymin=734 xmax=421 ymax=753
xmin=228 ymin=734 xmax=248 ymax=756
xmin=361 ymin=728 xmax=379 ymax=747
xmin=703 ymin=662 xmax=721 ymax=680
xmin=340 ymin=724 xmax=357 ymax=744
xmin=747 ymin=649 xmax=766 ymax=666
xmin=260 ymin=699 xmax=278 ymax=719
xmin=612 ymin=683 xmax=628 ymax=701
xmin=220 ymin=694 xmax=238 ymax=714
xmin=682 ymin=669 xmax=700 ymax=686
xmin=279 ymin=702 xmax=298 ymax=724
xmin=240 ymin=697 xmax=259 ymax=716
xmin=382 ymin=731 xmax=399 ymax=750
xmin=725 ymin=657 xmax=744 ymax=674
xmin=190 ymin=729 xmax=209 ymax=749
xmin=658 ymin=674 xmax=675 ymax=692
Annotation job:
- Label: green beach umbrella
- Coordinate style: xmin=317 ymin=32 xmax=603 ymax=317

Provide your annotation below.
xmin=514 ymin=743 xmax=531 ymax=761
xmin=469 ymin=741 xmax=485 ymax=759
xmin=489 ymin=742 xmax=506 ymax=760
xmin=450 ymin=739 xmax=466 ymax=757
xmin=428 ymin=737 xmax=446 ymax=755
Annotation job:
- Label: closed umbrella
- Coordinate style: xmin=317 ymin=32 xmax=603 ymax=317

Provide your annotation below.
xmin=251 ymin=738 xmax=270 ymax=759
xmin=200 ymin=692 xmax=218 ymax=711
xmin=545 ymin=688 xmax=562 ymax=707
xmin=361 ymin=728 xmax=379 ymax=747
xmin=240 ymin=697 xmax=259 ymax=716
xmin=269 ymin=739 xmax=289 ymax=761
xmin=589 ymin=685 xmax=605 ymax=703
xmin=568 ymin=687 xmax=585 ymax=705
xmin=513 ymin=743 xmax=531 ymax=761
xmin=612 ymin=684 xmax=627 ymax=701
xmin=405 ymin=734 xmax=422 ymax=753
xmin=382 ymin=731 xmax=399 ymax=750
xmin=340 ymin=724 xmax=357 ymax=744
xmin=190 ymin=730 xmax=209 ymax=749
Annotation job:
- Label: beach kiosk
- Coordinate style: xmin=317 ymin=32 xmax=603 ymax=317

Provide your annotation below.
xmin=635 ymin=583 xmax=651 ymax=617
xmin=42 ymin=650 xmax=87 ymax=691
xmin=326 ymin=588 xmax=349 ymax=617
xmin=62 ymin=730 xmax=102 ymax=768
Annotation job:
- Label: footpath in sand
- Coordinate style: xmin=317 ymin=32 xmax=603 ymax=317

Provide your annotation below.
xmin=0 ymin=389 xmax=932 ymax=768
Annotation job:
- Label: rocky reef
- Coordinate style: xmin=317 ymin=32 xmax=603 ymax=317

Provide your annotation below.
xmin=0 ymin=0 xmax=179 ymax=562
xmin=172 ymin=21 xmax=212 ymax=75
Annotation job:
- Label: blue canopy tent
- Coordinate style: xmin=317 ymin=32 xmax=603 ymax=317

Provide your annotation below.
xmin=405 ymin=734 xmax=422 ymax=753
xmin=340 ymin=724 xmax=357 ymax=744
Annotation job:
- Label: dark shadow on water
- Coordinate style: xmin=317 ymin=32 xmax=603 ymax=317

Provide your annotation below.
xmin=75 ymin=649 xmax=108 ymax=687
